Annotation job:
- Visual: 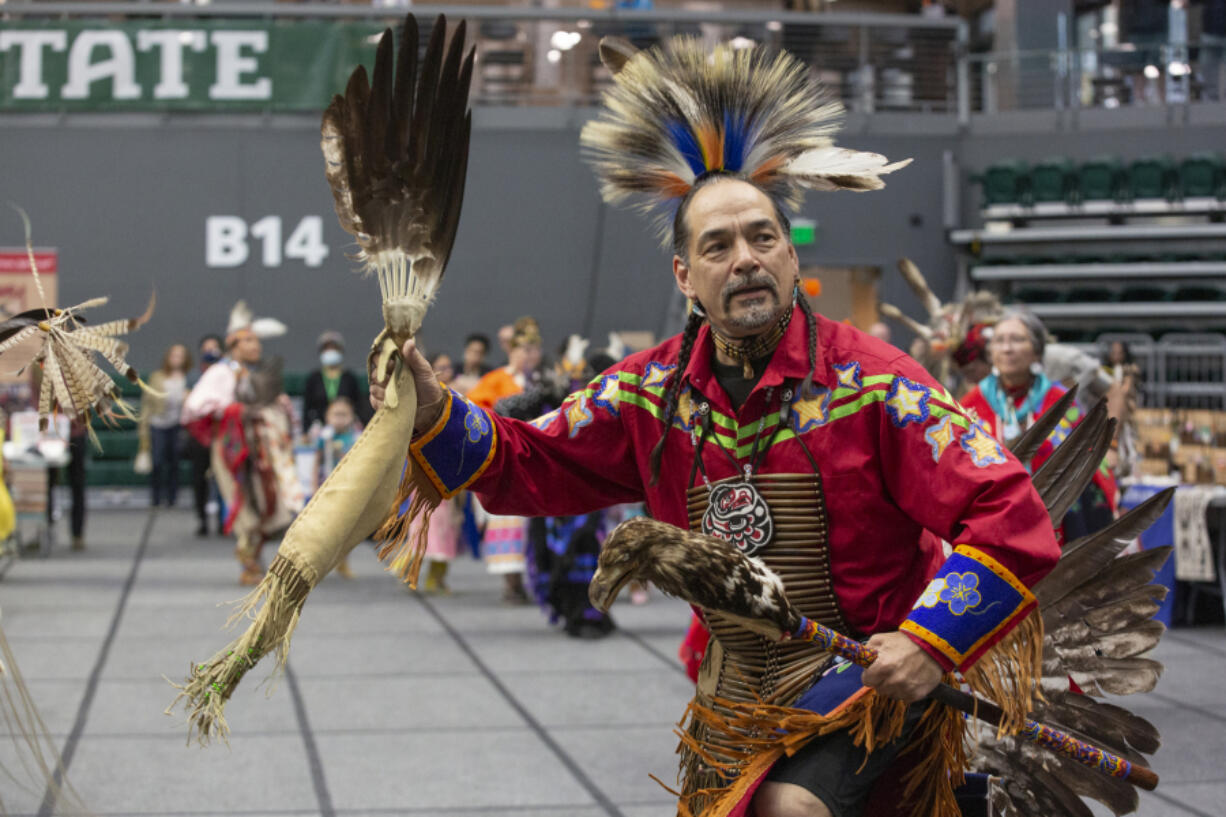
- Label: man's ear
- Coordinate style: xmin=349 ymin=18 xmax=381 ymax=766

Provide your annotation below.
xmin=673 ymin=255 xmax=696 ymax=300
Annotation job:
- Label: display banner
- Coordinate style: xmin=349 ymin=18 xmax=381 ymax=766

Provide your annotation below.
xmin=0 ymin=247 xmax=57 ymax=385
xmin=0 ymin=20 xmax=386 ymax=111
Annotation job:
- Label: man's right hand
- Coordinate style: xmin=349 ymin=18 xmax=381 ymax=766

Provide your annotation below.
xmin=369 ymin=339 xmax=446 ymax=434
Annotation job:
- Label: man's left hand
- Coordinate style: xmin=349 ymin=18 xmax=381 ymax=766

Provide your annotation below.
xmin=860 ymin=631 xmax=943 ymax=703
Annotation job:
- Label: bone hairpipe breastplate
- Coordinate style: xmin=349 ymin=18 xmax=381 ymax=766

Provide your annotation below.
xmin=682 ymin=472 xmax=852 ymax=796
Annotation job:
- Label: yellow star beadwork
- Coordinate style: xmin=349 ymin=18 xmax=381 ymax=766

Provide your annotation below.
xmin=834 ymin=362 xmax=861 ymax=390
xmin=641 ymin=362 xmax=674 ymax=389
xmin=595 ymin=375 xmax=619 ymax=407
xmin=962 ymin=424 xmax=1005 ymax=467
xmin=566 ymin=396 xmax=593 ymax=437
xmin=675 ymin=389 xmax=694 ymax=429
xmin=924 ymin=414 xmax=957 ymax=462
xmin=887 ymin=380 xmax=928 ymax=426
xmin=530 ymin=409 xmax=560 ymax=430
xmin=793 ymin=391 xmax=830 ymax=432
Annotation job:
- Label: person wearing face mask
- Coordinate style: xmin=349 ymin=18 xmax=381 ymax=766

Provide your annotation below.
xmin=303 ymin=331 xmax=373 ymax=439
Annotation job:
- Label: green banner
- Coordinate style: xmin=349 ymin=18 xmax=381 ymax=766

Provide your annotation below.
xmin=0 ymin=20 xmax=389 ymax=111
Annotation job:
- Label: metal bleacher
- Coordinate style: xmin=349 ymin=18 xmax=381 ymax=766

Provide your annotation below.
xmin=954 ymin=152 xmax=1226 ymax=409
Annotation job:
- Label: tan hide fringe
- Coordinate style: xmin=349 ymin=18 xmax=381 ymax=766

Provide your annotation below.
xmin=897 ymin=692 xmax=970 ymax=817
xmin=672 ymin=688 xmax=913 ymax=817
xmin=0 ymin=625 xmax=95 ymax=816
xmin=164 ymin=555 xmax=312 ymax=746
xmin=962 ymin=609 xmax=1044 ymax=738
xmin=374 ymin=457 xmax=437 ymax=589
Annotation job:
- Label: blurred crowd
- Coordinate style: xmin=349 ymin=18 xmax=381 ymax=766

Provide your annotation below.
xmin=125 ymin=311 xmax=642 ymax=637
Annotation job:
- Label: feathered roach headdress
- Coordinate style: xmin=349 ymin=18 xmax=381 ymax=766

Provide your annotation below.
xmin=226 ymin=300 xmax=287 ymax=341
xmin=580 ymin=37 xmax=911 ymax=242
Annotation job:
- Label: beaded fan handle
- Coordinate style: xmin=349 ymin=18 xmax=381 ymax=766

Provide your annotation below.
xmin=789 ymin=616 xmax=1159 ymax=791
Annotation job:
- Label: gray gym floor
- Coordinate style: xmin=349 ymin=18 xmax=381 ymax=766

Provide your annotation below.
xmin=1 ymin=507 xmax=1222 ymax=817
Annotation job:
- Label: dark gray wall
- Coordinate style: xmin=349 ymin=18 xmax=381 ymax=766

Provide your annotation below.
xmin=0 ymin=113 xmax=674 ymax=372
xmin=1 ymin=103 xmax=1221 ymax=372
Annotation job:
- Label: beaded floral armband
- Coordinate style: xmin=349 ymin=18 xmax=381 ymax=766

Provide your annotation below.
xmin=901 ymin=545 xmax=1036 ymax=671
xmin=409 ymin=389 xmax=498 ymax=498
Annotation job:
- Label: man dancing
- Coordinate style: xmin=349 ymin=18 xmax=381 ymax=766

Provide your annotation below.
xmin=372 ymin=38 xmax=1059 ymax=817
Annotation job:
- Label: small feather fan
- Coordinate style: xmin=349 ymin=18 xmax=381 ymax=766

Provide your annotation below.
xmin=0 ymin=205 xmax=154 ymax=441
xmin=170 ymin=14 xmax=476 ymax=746
xmin=580 ymin=37 xmax=910 ymax=242
xmin=321 ymin=13 xmax=473 ymax=342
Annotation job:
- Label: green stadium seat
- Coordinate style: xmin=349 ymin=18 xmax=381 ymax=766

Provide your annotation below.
xmin=1173 ymin=285 xmax=1225 ymax=301
xmin=1178 ymin=152 xmax=1226 ymax=198
xmin=85 ymin=459 xmax=145 ymax=487
xmin=90 ymin=412 xmax=138 ymax=432
xmin=1030 ymin=158 xmax=1076 ymax=203
xmin=1077 ymin=157 xmax=1125 ymax=202
xmin=92 ymin=430 xmax=140 ymax=460
xmin=1127 ymin=156 xmax=1178 ymax=200
xmin=1014 ymin=286 xmax=1063 ymax=303
xmin=111 ymin=375 xmax=143 ymax=399
xmin=1057 ymin=329 xmax=1097 ymax=343
xmin=1067 ymin=285 xmax=1117 ymax=303
xmin=1119 ymin=284 xmax=1170 ymax=302
xmin=282 ymin=371 xmax=308 ymax=397
xmin=977 ymin=160 xmax=1030 ymax=206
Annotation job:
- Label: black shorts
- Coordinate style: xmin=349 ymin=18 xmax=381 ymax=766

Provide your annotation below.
xmin=763 ymin=701 xmax=926 ymax=817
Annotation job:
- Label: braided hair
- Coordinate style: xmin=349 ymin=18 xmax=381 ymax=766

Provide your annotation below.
xmin=796 ymin=288 xmax=819 ymax=398
xmin=649 ymin=307 xmax=704 ymax=485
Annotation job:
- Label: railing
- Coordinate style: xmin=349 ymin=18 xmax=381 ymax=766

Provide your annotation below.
xmin=965 ymin=43 xmax=1226 ymax=113
xmin=6 ymin=3 xmax=1224 ymax=118
xmin=0 ymin=2 xmax=963 ymax=113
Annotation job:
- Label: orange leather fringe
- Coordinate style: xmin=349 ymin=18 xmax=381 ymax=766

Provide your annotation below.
xmin=962 ymin=609 xmax=1044 ymax=737
xmin=374 ymin=456 xmax=438 ymax=589
xmin=897 ymin=694 xmax=970 ymax=817
xmin=672 ymin=686 xmax=931 ymax=817
xmin=666 ymin=612 xmax=1044 ymax=817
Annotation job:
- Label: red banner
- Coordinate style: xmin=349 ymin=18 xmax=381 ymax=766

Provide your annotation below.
xmin=0 ymin=248 xmax=57 ymax=275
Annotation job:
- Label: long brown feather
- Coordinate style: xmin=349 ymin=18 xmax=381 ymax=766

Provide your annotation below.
xmin=1036 ymin=488 xmax=1174 ymax=608
xmin=320 ymin=13 xmax=474 ymax=320
xmin=1031 ymin=399 xmax=1115 ymax=525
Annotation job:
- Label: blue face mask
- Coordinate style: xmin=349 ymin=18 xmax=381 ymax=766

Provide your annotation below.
xmin=201 ymin=350 xmax=221 ymax=365
xmin=320 ymin=349 xmax=344 ymax=367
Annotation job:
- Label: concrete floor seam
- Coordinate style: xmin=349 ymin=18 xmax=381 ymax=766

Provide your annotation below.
xmin=413 ymin=593 xmax=626 ymax=817
xmin=35 ymin=509 xmax=157 ymax=817
xmin=284 ymin=663 xmax=337 ymax=817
